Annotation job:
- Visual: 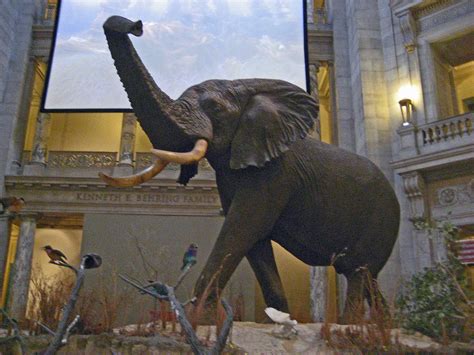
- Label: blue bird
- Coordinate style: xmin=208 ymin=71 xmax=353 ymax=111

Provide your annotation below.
xmin=181 ymin=243 xmax=198 ymax=271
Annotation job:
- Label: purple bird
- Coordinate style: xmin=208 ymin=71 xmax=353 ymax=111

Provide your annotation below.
xmin=181 ymin=243 xmax=198 ymax=271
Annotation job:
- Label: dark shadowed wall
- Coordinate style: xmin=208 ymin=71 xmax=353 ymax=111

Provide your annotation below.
xmin=81 ymin=214 xmax=255 ymax=325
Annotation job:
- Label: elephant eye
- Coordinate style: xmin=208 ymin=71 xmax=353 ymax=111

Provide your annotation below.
xmin=202 ymin=98 xmax=223 ymax=114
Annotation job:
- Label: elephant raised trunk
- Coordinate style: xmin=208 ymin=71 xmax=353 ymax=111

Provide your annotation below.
xmin=101 ymin=16 xmax=213 ymax=186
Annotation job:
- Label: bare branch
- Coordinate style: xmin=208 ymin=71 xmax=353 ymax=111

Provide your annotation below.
xmin=210 ymin=299 xmax=233 ymax=355
xmin=174 ymin=263 xmax=194 ymax=290
xmin=118 ymin=274 xmax=168 ymax=300
xmin=48 ymin=260 xmax=78 ymax=275
xmin=165 ymin=285 xmax=206 ymax=355
xmin=62 ymin=315 xmax=80 ymax=345
xmin=37 ymin=321 xmax=55 ymax=335
xmin=128 ymin=231 xmax=158 ymax=277
xmin=0 ymin=308 xmax=25 ymax=355
xmin=45 ymin=253 xmax=101 ymax=355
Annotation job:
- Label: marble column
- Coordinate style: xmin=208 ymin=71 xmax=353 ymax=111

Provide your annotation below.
xmin=114 ymin=113 xmax=137 ymax=175
xmin=327 ymin=62 xmax=339 ymax=146
xmin=9 ymin=214 xmax=37 ymax=322
xmin=309 ymin=61 xmax=326 ymax=320
xmin=306 ymin=0 xmax=315 ymax=25
xmin=24 ymin=112 xmax=51 ymax=175
xmin=0 ymin=216 xmax=10 ymax=297
xmin=31 ymin=112 xmax=51 ymax=165
xmin=309 ymin=62 xmax=321 ymax=140
xmin=310 ymin=266 xmax=327 ymax=322
xmin=7 ymin=57 xmax=37 ymax=175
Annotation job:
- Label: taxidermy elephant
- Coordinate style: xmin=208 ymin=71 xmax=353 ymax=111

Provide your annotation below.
xmin=101 ymin=16 xmax=400 ymax=321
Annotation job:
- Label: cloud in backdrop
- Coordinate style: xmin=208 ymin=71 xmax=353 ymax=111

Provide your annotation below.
xmin=44 ymin=0 xmax=307 ymax=110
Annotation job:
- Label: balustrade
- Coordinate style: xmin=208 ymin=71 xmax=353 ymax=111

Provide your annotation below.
xmin=416 ymin=113 xmax=473 ymax=153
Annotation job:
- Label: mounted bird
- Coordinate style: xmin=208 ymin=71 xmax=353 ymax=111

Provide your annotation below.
xmin=42 ymin=245 xmax=68 ymax=265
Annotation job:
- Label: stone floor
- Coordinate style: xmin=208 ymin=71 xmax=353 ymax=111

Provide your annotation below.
xmin=2 ymin=322 xmax=472 ymax=354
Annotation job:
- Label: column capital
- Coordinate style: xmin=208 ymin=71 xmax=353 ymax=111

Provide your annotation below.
xmin=396 ymin=9 xmax=417 ymax=53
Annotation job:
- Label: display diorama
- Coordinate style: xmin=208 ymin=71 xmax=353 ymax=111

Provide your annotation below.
xmin=2 ymin=10 xmax=473 ymax=355
xmin=99 ymin=15 xmax=400 ymax=324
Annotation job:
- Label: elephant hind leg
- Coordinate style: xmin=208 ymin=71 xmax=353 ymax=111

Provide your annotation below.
xmin=246 ymin=239 xmax=289 ymax=314
xmin=341 ymin=270 xmax=365 ymax=324
xmin=341 ymin=269 xmax=389 ymax=324
xmin=364 ymin=277 xmax=390 ymax=322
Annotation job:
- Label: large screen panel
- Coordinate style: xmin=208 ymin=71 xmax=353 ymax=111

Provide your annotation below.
xmin=42 ymin=0 xmax=308 ymax=111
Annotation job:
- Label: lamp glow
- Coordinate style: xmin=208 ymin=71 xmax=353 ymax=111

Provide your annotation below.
xmin=397 ymin=84 xmax=418 ymax=127
xmin=398 ymin=98 xmax=413 ymax=127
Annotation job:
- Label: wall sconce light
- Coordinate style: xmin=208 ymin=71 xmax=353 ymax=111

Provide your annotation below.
xmin=398 ymin=98 xmax=414 ymax=127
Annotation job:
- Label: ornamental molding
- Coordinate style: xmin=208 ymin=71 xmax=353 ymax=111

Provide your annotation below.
xmin=390 ymin=144 xmax=474 ymax=173
xmin=5 ymin=176 xmax=220 ymax=217
xmin=417 ymin=1 xmax=474 ymax=33
xmin=397 ymin=10 xmax=417 ymax=52
xmin=412 ymin=0 xmax=458 ymax=19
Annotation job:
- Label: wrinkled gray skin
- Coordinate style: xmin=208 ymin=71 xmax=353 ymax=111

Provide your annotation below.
xmin=103 ymin=16 xmax=400 ymax=321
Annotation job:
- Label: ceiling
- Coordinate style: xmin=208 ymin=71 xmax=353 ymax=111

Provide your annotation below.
xmin=432 ymin=31 xmax=474 ymax=67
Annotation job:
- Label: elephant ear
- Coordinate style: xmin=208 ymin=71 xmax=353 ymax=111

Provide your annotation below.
xmin=230 ymin=85 xmax=317 ymax=169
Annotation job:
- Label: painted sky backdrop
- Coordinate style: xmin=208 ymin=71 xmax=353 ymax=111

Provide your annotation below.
xmin=43 ymin=0 xmax=307 ymax=110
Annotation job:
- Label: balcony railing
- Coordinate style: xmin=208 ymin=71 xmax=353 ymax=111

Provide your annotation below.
xmin=416 ymin=113 xmax=473 ymax=154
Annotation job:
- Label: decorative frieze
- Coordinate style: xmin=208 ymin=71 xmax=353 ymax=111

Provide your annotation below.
xmin=48 ymin=152 xmax=117 ymax=168
xmin=436 ymin=179 xmax=474 ymax=207
xmin=412 ymin=0 xmax=457 ymax=19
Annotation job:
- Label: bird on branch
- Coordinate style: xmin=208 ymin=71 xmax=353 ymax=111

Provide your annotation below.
xmin=0 ymin=197 xmax=25 ymax=215
xmin=181 ymin=243 xmax=198 ymax=271
xmin=42 ymin=245 xmax=68 ymax=264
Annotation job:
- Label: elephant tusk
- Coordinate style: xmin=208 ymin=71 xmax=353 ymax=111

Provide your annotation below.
xmin=98 ymin=158 xmax=168 ymax=187
xmin=150 ymin=139 xmax=208 ymax=165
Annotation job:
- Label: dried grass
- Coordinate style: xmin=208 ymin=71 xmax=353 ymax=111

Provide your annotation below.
xmin=27 ymin=268 xmax=74 ymax=332
xmin=75 ymin=272 xmax=131 ymax=334
xmin=320 ymin=270 xmax=400 ymax=352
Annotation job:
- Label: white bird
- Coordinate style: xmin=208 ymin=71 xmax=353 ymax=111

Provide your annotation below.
xmin=265 ymin=307 xmax=298 ymax=338
xmin=264 ymin=307 xmax=297 ymax=326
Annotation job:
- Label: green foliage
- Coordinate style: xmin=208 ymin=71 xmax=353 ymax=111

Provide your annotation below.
xmin=396 ymin=219 xmax=473 ymax=341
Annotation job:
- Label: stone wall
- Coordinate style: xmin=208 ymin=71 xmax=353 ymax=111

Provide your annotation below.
xmin=330 ymin=0 xmax=356 ymax=152
xmin=0 ymin=0 xmax=39 ymax=297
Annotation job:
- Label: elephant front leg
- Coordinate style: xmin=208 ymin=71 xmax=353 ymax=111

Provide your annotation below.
xmin=247 ymin=239 xmax=289 ymax=313
xmin=193 ymin=184 xmax=288 ymax=307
